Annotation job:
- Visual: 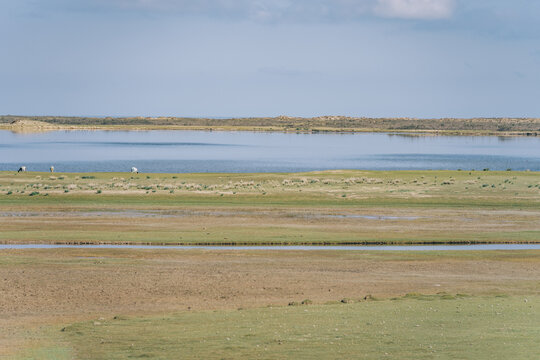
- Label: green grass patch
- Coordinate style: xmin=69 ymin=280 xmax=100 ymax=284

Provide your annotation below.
xmin=56 ymin=295 xmax=539 ymax=359
xmin=1 ymin=170 xmax=540 ymax=245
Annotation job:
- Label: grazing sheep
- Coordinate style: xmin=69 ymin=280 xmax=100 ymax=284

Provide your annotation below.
xmin=50 ymin=166 xmax=54 ymax=173
xmin=18 ymin=166 xmax=26 ymax=172
xmin=131 ymin=167 xmax=139 ymax=174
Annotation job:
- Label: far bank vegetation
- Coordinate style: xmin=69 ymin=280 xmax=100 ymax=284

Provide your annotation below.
xmin=1 ymin=115 xmax=540 ymax=135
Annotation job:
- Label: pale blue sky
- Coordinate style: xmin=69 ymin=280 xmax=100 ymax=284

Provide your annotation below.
xmin=1 ymin=0 xmax=539 ymax=118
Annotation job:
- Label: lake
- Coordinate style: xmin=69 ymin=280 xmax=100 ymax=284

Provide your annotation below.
xmin=1 ymin=130 xmax=539 ymax=173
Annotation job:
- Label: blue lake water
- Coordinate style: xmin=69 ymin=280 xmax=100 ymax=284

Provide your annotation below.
xmin=1 ymin=130 xmax=539 ymax=173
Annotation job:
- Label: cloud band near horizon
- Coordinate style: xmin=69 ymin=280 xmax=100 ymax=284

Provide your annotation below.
xmin=33 ymin=0 xmax=457 ymax=21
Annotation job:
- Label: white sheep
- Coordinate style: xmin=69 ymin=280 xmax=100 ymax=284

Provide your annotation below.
xmin=18 ymin=166 xmax=26 ymax=173
xmin=131 ymin=167 xmax=139 ymax=174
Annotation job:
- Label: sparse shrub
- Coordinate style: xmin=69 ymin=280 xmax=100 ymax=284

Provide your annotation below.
xmin=29 ymin=191 xmax=39 ymax=196
xmin=96 ymin=190 xmax=102 ymax=194
xmin=6 ymin=191 xmax=12 ymax=195
xmin=403 ymin=293 xmax=425 ymax=299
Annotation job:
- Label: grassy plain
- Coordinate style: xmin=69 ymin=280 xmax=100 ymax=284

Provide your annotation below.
xmin=1 ymin=170 xmax=539 ymax=358
xmin=1 ymin=170 xmax=539 ymax=245
xmin=2 ymin=249 xmax=540 ymax=359
xmin=55 ymin=295 xmax=540 ymax=360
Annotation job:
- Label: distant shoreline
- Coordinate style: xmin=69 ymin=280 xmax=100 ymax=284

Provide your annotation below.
xmin=1 ymin=115 xmax=539 ymax=136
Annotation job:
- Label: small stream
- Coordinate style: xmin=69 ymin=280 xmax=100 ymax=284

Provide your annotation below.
xmin=1 ymin=244 xmax=539 ymax=251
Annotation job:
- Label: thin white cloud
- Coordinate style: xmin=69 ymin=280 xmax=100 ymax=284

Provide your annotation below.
xmin=34 ymin=0 xmax=457 ymax=21
xmin=374 ymin=0 xmax=455 ymax=19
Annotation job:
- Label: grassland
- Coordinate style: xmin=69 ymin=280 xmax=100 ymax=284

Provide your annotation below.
xmin=52 ymin=295 xmax=540 ymax=360
xmin=2 ymin=115 xmax=540 ymax=135
xmin=1 ymin=170 xmax=539 ymax=245
xmin=2 ymin=170 xmax=539 ymax=358
xmin=2 ymin=249 xmax=539 ymax=359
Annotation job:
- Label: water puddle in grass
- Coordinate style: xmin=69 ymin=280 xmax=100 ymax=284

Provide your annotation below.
xmin=0 ymin=210 xmax=422 ymax=220
xmin=0 ymin=210 xmax=182 ymax=218
xmin=1 ymin=244 xmax=539 ymax=251
xmin=324 ymin=215 xmax=421 ymax=220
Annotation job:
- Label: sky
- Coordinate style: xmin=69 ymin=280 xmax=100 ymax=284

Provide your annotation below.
xmin=0 ymin=0 xmax=539 ymax=118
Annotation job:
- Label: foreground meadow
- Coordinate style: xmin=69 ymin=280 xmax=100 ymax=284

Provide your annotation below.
xmin=23 ymin=296 xmax=540 ymax=360
xmin=1 ymin=249 xmax=539 ymax=359
xmin=1 ymin=170 xmax=539 ymax=358
xmin=1 ymin=170 xmax=539 ymax=245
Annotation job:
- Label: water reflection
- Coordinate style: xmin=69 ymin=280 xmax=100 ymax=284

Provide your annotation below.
xmin=1 ymin=130 xmax=539 ymax=173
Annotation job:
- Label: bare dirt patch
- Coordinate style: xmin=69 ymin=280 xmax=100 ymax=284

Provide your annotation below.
xmin=1 ymin=249 xmax=539 ymax=355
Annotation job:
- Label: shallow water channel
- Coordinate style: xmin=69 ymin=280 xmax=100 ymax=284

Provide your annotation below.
xmin=1 ymin=244 xmax=539 ymax=251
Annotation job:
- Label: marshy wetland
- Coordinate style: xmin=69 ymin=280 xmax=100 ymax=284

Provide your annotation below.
xmin=1 ymin=169 xmax=540 ymax=246
xmin=1 ymin=130 xmax=539 ymax=359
